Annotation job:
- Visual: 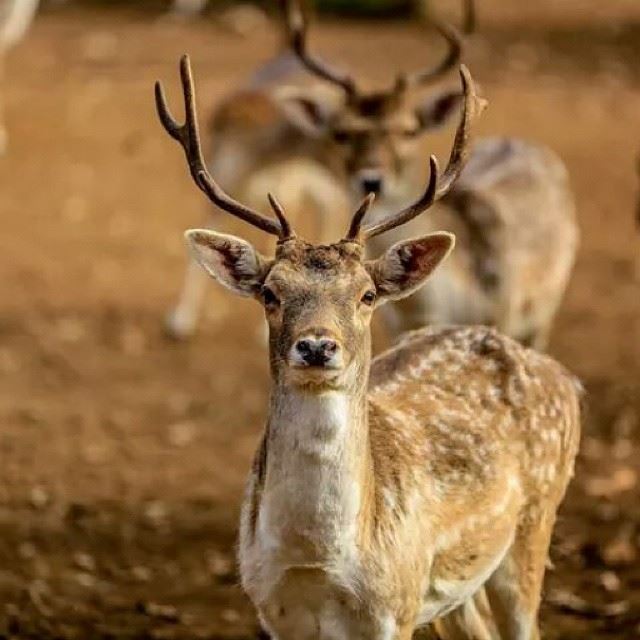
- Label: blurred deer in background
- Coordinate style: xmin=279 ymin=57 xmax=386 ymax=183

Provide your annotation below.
xmin=156 ymin=55 xmax=582 ymax=640
xmin=0 ymin=0 xmax=39 ymax=153
xmin=165 ymin=0 xmax=578 ymax=351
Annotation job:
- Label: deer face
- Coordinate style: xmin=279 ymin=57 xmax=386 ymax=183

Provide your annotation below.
xmin=304 ymin=88 xmax=464 ymax=200
xmin=185 ymin=232 xmax=454 ymax=390
xmin=156 ymin=54 xmax=477 ymax=391
xmin=280 ymin=85 xmax=464 ymax=201
xmin=280 ymin=0 xmax=471 ymax=201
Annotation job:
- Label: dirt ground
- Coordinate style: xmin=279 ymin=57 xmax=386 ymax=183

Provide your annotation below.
xmin=1 ymin=3 xmax=639 ymax=638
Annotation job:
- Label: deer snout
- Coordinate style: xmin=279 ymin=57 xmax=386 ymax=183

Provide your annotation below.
xmin=356 ymin=169 xmax=384 ymax=197
xmin=291 ymin=333 xmax=342 ymax=369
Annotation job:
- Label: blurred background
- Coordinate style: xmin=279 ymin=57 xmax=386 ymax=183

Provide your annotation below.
xmin=1 ymin=0 xmax=639 ymax=638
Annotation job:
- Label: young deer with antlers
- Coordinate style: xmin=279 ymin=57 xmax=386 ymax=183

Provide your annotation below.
xmin=156 ymin=56 xmax=581 ymax=640
xmin=165 ymin=0 xmax=578 ymax=351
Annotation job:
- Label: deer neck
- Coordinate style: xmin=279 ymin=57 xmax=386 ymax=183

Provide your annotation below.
xmin=259 ymin=372 xmax=373 ymax=561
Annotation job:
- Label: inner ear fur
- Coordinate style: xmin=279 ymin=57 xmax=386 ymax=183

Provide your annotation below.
xmin=274 ymin=86 xmax=341 ymax=137
xmin=415 ymin=89 xmax=464 ymax=131
xmin=366 ymin=232 xmax=455 ymax=302
xmin=185 ymin=229 xmax=271 ymax=298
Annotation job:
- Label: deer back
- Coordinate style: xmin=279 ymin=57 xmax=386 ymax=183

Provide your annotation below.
xmin=368 ymin=138 xmax=579 ymax=341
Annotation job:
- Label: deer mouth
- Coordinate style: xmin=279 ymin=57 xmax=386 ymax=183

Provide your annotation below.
xmin=286 ymin=359 xmax=345 ymax=388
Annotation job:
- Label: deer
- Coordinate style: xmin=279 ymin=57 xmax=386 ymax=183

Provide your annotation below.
xmin=156 ymin=54 xmax=582 ymax=640
xmin=0 ymin=0 xmax=39 ymax=154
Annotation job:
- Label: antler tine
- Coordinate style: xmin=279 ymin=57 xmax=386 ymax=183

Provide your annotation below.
xmin=284 ymin=0 xmax=356 ymax=96
xmin=344 ymin=193 xmax=376 ymax=241
xmin=363 ymin=64 xmax=483 ymax=240
xmin=155 ymin=55 xmax=289 ymax=239
xmin=398 ymin=20 xmax=463 ymax=91
xmin=267 ymin=193 xmax=295 ymax=239
xmin=362 ymin=156 xmax=439 ymax=240
xmin=462 ymin=0 xmax=476 ymax=34
xmin=433 ymin=64 xmax=480 ymax=199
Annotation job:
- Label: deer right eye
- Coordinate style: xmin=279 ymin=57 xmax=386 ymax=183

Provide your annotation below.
xmin=332 ymin=130 xmax=350 ymax=144
xmin=261 ymin=286 xmax=280 ymax=307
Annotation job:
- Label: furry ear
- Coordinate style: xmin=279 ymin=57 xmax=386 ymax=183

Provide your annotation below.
xmin=415 ymin=90 xmax=464 ymax=131
xmin=277 ymin=94 xmax=334 ymax=137
xmin=185 ymin=230 xmax=270 ymax=297
xmin=366 ymin=232 xmax=455 ymax=302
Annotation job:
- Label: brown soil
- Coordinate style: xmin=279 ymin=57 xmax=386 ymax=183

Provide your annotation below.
xmin=1 ymin=4 xmax=639 ymax=639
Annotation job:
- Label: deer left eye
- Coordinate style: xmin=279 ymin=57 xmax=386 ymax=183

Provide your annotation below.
xmin=402 ymin=128 xmax=419 ymax=139
xmin=333 ymin=130 xmax=350 ymax=144
xmin=360 ymin=290 xmax=376 ymax=306
xmin=261 ymin=286 xmax=280 ymax=307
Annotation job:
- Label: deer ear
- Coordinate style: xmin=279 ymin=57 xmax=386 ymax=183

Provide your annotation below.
xmin=278 ymin=94 xmax=334 ymax=137
xmin=415 ymin=89 xmax=463 ymax=131
xmin=366 ymin=232 xmax=455 ymax=302
xmin=185 ymin=230 xmax=270 ymax=297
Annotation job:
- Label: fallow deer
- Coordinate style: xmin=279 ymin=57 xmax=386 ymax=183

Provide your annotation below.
xmin=156 ymin=55 xmax=582 ymax=640
xmin=0 ymin=0 xmax=39 ymax=154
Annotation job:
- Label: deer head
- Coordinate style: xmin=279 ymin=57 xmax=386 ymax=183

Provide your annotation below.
xmin=278 ymin=0 xmax=483 ymax=201
xmin=155 ymin=55 xmax=482 ymax=391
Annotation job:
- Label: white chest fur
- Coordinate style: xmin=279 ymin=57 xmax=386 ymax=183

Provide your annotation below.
xmin=241 ymin=391 xmax=394 ymax=639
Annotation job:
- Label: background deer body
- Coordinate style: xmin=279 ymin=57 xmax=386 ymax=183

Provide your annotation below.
xmin=166 ymin=2 xmax=578 ymax=351
xmin=367 ymin=138 xmax=578 ymax=347
xmin=157 ymin=56 xmax=582 ymax=640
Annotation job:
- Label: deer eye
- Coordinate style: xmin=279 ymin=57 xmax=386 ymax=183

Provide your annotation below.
xmin=261 ymin=286 xmax=280 ymax=307
xmin=332 ymin=130 xmax=350 ymax=144
xmin=401 ymin=128 xmax=419 ymax=139
xmin=360 ymin=290 xmax=376 ymax=306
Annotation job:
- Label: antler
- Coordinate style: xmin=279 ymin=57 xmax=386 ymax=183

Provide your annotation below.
xmin=396 ymin=21 xmax=463 ymax=91
xmin=283 ymin=0 xmax=356 ymax=96
xmin=284 ymin=0 xmax=473 ymax=97
xmin=155 ymin=55 xmax=292 ymax=240
xmin=396 ymin=0 xmax=475 ymax=91
xmin=347 ymin=64 xmax=483 ymax=241
xmin=462 ymin=0 xmax=476 ymax=34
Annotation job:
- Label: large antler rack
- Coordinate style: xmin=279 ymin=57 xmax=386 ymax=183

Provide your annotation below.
xmin=284 ymin=0 xmax=475 ymax=98
xmin=155 ymin=55 xmax=293 ymax=241
xmin=284 ymin=0 xmax=356 ymax=97
xmin=398 ymin=0 xmax=475 ymax=90
xmin=345 ymin=64 xmax=484 ymax=242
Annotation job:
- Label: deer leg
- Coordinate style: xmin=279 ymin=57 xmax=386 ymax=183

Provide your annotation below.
xmin=484 ymin=515 xmax=555 ymax=640
xmin=163 ymin=136 xmax=249 ymax=340
xmin=395 ymin=622 xmax=419 ymax=640
xmin=164 ymin=254 xmax=211 ymax=340
xmin=429 ymin=594 xmax=498 ymax=640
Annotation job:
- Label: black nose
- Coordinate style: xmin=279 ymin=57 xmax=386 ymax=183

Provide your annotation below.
xmin=361 ymin=176 xmax=383 ymax=196
xmin=295 ymin=338 xmax=338 ymax=366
